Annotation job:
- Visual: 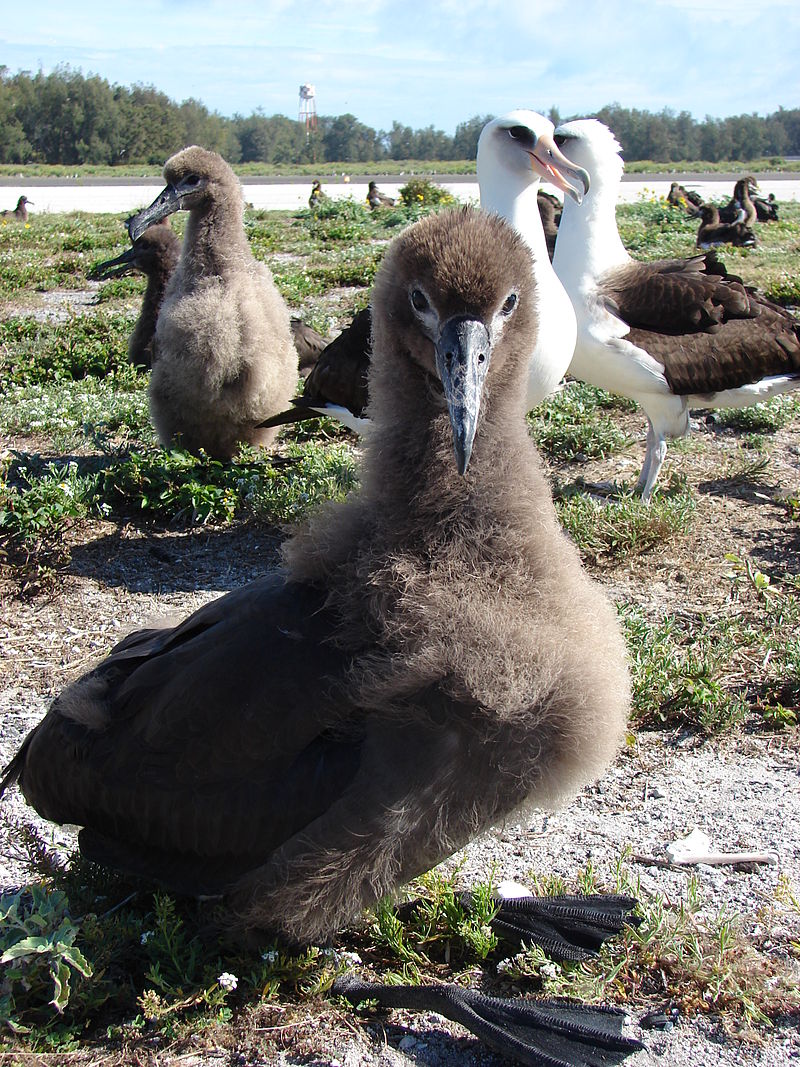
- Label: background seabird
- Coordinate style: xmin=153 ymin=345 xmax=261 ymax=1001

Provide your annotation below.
xmin=552 ymin=118 xmax=800 ymax=501
xmin=126 ymin=145 xmax=298 ymax=459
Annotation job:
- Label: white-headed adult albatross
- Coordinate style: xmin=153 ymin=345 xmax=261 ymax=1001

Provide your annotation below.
xmin=3 ymin=207 xmax=640 ymax=1066
xmin=552 ymin=119 xmax=800 ymax=501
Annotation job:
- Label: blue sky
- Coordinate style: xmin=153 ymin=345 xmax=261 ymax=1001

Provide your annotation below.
xmin=2 ymin=0 xmax=798 ymax=133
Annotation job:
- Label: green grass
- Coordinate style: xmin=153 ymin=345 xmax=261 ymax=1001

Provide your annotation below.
xmin=501 ymin=855 xmax=800 ymax=1029
xmin=556 ymin=485 xmax=696 ymax=562
xmin=0 ymin=313 xmax=134 ymax=384
xmin=528 ymin=382 xmax=633 ymax=460
xmin=622 ymin=557 xmax=800 ymax=732
xmin=7 ymin=830 xmax=795 ymax=1048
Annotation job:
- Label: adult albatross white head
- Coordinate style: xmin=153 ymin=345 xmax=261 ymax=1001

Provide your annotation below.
xmin=552 ymin=118 xmax=800 ymax=501
xmin=477 ymin=110 xmax=589 ymax=411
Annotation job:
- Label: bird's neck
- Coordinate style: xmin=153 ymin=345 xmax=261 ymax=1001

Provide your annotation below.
xmin=553 ymin=165 xmax=629 ymax=288
xmin=479 ymin=174 xmax=549 ymax=267
xmin=182 ymin=196 xmax=250 ymax=275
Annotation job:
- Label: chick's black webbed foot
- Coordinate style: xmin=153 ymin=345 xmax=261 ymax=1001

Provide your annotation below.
xmin=480 ymin=894 xmax=641 ymax=962
xmin=332 ymin=976 xmax=643 ymax=1067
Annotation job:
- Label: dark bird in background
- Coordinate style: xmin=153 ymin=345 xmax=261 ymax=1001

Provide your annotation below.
xmin=3 ymin=207 xmax=640 ymax=1065
xmin=125 ymin=145 xmax=298 ymax=459
xmin=666 ymin=181 xmax=702 ymax=215
xmin=552 ymin=119 xmax=799 ymax=502
xmin=696 ymin=203 xmax=757 ymax=249
xmin=537 ymin=189 xmax=562 ymax=260
xmin=258 ymin=307 xmax=372 ymax=432
xmin=1 ymin=195 xmax=33 ymax=222
xmin=91 ymin=222 xmax=181 ymax=370
xmin=367 ymin=180 xmax=395 ymax=209
xmin=308 ymin=179 xmax=327 ymax=210
xmin=753 ymin=191 xmax=779 ymax=222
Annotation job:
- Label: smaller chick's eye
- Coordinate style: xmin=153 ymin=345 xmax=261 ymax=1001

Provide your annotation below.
xmin=501 ymin=293 xmax=518 ymax=316
xmin=553 ymin=133 xmax=567 ymax=147
xmin=410 ymin=288 xmax=429 ymax=312
xmin=184 ymin=174 xmax=201 ymax=186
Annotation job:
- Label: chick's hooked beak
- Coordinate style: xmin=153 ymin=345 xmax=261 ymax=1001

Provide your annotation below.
xmin=435 ymin=316 xmax=492 ymax=476
xmin=530 ymin=132 xmax=589 ymax=204
xmin=126 ymin=183 xmax=184 ymax=241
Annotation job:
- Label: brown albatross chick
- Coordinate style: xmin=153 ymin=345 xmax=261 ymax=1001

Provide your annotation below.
xmin=91 ymin=222 xmax=181 ymax=370
xmin=3 ymin=206 xmax=631 ymax=933
xmin=2 ymin=207 xmax=638 ymax=1065
xmin=3 ymin=207 xmax=639 ymax=1059
xmin=126 ymin=146 xmax=298 ymax=459
xmin=290 ymin=317 xmax=331 ymax=377
xmin=696 ymin=203 xmax=757 ymax=248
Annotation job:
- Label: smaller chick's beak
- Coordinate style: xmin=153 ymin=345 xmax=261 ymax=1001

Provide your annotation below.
xmin=127 ymin=184 xmax=182 ymax=241
xmin=531 ymin=134 xmax=590 ymax=204
xmin=435 ymin=316 xmax=492 ymax=476
xmin=90 ymin=245 xmax=139 ymax=281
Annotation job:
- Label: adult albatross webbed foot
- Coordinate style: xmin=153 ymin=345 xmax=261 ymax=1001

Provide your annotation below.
xmin=333 ymin=976 xmax=643 ymax=1067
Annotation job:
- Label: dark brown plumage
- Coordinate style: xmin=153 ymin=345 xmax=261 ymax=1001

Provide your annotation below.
xmin=308 ymin=180 xmax=327 ymax=210
xmin=367 ymin=180 xmax=395 ymax=209
xmin=3 ymin=208 xmax=630 ymax=949
xmin=536 ymin=190 xmax=561 ymax=261
xmin=696 ymin=203 xmax=757 ymax=248
xmin=753 ymin=192 xmax=779 ymax=222
xmin=259 ymin=307 xmax=372 ymax=430
xmin=91 ymin=222 xmax=181 ymax=369
xmin=1 ymin=195 xmax=32 ymax=222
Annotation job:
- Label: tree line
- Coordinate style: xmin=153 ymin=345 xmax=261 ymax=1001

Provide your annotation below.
xmin=1 ymin=66 xmax=798 ymax=166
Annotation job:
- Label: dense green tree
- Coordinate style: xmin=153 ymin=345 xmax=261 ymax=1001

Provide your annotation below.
xmin=0 ymin=65 xmax=797 ymax=166
xmin=452 ymin=114 xmax=494 ymax=160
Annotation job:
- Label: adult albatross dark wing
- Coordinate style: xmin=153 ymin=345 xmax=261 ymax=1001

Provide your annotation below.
xmin=552 ymin=119 xmax=800 ymax=501
xmin=3 ymin=207 xmax=639 ymax=1065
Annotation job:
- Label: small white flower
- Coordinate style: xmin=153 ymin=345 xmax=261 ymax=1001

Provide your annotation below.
xmin=217 ymin=971 xmax=238 ymax=991
xmin=496 ymin=957 xmax=513 ymax=974
xmin=140 ymin=931 xmax=154 ymax=945
xmin=321 ymin=948 xmax=362 ymax=968
xmin=261 ymin=950 xmax=279 ymax=963
xmin=540 ymin=961 xmax=562 ymax=980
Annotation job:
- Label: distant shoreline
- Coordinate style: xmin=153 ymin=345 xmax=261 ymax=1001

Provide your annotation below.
xmin=2 ymin=171 xmax=799 ymax=188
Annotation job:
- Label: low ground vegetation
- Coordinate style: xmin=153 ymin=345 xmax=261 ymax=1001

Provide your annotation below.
xmin=1 ymin=193 xmax=799 ymax=1059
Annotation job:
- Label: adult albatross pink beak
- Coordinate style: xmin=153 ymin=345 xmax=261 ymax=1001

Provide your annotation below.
xmin=521 ymin=127 xmax=590 ymax=203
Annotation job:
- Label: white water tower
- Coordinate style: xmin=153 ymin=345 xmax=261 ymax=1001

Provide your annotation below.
xmin=299 ymin=84 xmax=317 ymax=135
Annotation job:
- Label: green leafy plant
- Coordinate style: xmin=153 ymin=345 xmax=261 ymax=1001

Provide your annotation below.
xmin=0 ymin=887 xmax=92 ymax=1030
xmin=398 ymin=178 xmax=456 ymax=208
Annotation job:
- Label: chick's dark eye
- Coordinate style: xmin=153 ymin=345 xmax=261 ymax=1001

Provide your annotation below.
xmin=184 ymin=174 xmax=201 ymax=186
xmin=553 ymin=133 xmax=567 ymax=147
xmin=501 ymin=293 xmax=518 ymax=316
xmin=410 ymin=288 xmax=428 ymax=312
xmin=508 ymin=125 xmax=530 ymax=142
